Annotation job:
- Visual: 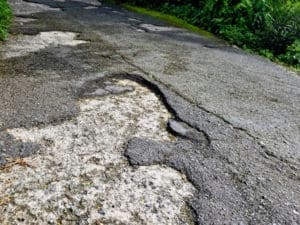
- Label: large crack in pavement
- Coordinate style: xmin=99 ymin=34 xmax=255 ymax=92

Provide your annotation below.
xmin=115 ymin=53 xmax=261 ymax=142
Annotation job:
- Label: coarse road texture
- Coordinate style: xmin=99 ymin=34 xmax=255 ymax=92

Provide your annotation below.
xmin=0 ymin=0 xmax=299 ymax=224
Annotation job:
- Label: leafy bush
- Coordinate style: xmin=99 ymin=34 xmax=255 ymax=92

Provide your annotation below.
xmin=0 ymin=0 xmax=12 ymax=40
xmin=160 ymin=3 xmax=200 ymax=24
xmin=219 ymin=25 xmax=258 ymax=47
xmin=245 ymin=0 xmax=300 ymax=54
xmin=278 ymin=40 xmax=300 ymax=68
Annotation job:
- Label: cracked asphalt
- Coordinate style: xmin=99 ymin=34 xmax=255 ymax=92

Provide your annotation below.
xmin=0 ymin=0 xmax=300 ymax=224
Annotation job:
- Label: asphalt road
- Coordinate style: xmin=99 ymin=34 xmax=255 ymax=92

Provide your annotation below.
xmin=0 ymin=0 xmax=299 ymax=224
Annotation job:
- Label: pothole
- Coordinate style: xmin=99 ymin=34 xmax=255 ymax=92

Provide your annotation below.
xmin=1 ymin=31 xmax=87 ymax=59
xmin=0 ymin=79 xmax=196 ymax=225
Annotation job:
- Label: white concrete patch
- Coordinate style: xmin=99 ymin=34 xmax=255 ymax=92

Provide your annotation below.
xmin=136 ymin=28 xmax=146 ymax=32
xmin=1 ymin=31 xmax=87 ymax=58
xmin=128 ymin=18 xmax=141 ymax=22
xmin=14 ymin=17 xmax=37 ymax=24
xmin=75 ymin=0 xmax=102 ymax=6
xmin=0 ymin=80 xmax=195 ymax=225
xmin=112 ymin=10 xmax=124 ymax=15
xmin=9 ymin=0 xmax=61 ymax=15
xmin=140 ymin=24 xmax=183 ymax=32
xmin=55 ymin=0 xmax=101 ymax=6
xmin=84 ymin=6 xmax=98 ymax=10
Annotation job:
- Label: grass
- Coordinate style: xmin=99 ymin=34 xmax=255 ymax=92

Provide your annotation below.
xmin=122 ymin=4 xmax=215 ymax=38
xmin=0 ymin=0 xmax=12 ymax=40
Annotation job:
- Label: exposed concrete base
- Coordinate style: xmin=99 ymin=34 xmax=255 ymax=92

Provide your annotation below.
xmin=1 ymin=79 xmax=195 ymax=224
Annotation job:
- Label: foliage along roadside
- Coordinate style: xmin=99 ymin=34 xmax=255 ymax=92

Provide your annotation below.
xmin=117 ymin=0 xmax=300 ymax=70
xmin=0 ymin=0 xmax=12 ymax=40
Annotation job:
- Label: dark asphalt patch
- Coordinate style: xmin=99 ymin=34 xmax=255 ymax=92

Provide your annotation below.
xmin=0 ymin=76 xmax=79 ymax=131
xmin=78 ymin=75 xmax=135 ymax=98
xmin=0 ymin=132 xmax=40 ymax=166
xmin=168 ymin=119 xmax=210 ymax=146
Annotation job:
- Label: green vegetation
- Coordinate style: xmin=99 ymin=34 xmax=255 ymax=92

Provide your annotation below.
xmin=123 ymin=5 xmax=214 ymax=37
xmin=118 ymin=0 xmax=300 ymax=70
xmin=0 ymin=0 xmax=12 ymax=40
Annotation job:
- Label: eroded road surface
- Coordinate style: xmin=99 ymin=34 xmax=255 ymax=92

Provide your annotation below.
xmin=0 ymin=0 xmax=299 ymax=224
